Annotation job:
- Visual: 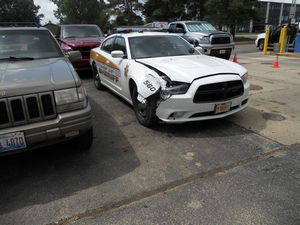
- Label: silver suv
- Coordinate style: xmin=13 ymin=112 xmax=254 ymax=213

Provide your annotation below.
xmin=0 ymin=26 xmax=93 ymax=155
xmin=168 ymin=21 xmax=235 ymax=59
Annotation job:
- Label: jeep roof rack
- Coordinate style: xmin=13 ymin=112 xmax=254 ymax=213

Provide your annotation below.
xmin=0 ymin=22 xmax=40 ymax=27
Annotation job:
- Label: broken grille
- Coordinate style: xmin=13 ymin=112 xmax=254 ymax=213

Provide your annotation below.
xmin=0 ymin=92 xmax=56 ymax=129
xmin=193 ymin=80 xmax=244 ymax=103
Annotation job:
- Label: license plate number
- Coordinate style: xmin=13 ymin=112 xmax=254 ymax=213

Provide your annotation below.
xmin=219 ymin=49 xmax=226 ymax=54
xmin=215 ymin=102 xmax=231 ymax=114
xmin=0 ymin=132 xmax=27 ymax=152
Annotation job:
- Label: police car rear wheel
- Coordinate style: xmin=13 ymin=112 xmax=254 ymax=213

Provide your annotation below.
xmin=92 ymin=63 xmax=105 ymax=90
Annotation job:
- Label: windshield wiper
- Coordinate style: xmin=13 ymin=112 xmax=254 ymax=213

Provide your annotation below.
xmin=0 ymin=56 xmax=35 ymax=61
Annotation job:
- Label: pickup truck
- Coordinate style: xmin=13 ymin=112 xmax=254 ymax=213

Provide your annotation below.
xmin=57 ymin=24 xmax=105 ymax=71
xmin=168 ymin=21 xmax=235 ymax=59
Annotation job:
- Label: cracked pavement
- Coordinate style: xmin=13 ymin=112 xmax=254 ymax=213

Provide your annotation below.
xmin=0 ymin=49 xmax=299 ymax=225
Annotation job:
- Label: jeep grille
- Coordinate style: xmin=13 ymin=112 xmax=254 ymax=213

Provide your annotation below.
xmin=0 ymin=92 xmax=56 ymax=129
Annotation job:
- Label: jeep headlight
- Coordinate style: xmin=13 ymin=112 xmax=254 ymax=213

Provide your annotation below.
xmin=160 ymin=75 xmax=190 ymax=100
xmin=199 ymin=36 xmax=210 ymax=44
xmin=54 ymin=86 xmax=88 ymax=113
xmin=241 ymin=72 xmax=248 ymax=84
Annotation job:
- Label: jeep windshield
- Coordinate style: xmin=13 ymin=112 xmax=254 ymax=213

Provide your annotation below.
xmin=129 ymin=35 xmax=199 ymax=59
xmin=0 ymin=30 xmax=63 ymax=60
xmin=186 ymin=22 xmax=217 ymax=32
xmin=62 ymin=26 xmax=104 ymax=39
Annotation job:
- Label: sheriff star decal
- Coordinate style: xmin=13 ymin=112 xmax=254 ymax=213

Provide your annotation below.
xmin=124 ymin=64 xmax=129 ymax=78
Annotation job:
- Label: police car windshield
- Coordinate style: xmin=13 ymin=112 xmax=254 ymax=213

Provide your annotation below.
xmin=0 ymin=30 xmax=63 ymax=60
xmin=129 ymin=35 xmax=199 ymax=59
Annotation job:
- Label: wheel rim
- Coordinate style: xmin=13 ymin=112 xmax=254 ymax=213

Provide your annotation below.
xmin=259 ymin=42 xmax=264 ymax=50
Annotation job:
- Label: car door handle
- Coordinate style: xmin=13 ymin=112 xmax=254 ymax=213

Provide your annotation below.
xmin=106 ymin=60 xmax=110 ymax=65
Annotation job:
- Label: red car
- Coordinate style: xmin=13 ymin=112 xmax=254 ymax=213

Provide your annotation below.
xmin=57 ymin=24 xmax=105 ymax=71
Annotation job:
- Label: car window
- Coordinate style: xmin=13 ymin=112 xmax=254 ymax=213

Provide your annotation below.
xmin=129 ymin=35 xmax=199 ymax=59
xmin=186 ymin=22 xmax=217 ymax=32
xmin=62 ymin=25 xmax=104 ymax=38
xmin=168 ymin=24 xmax=176 ymax=32
xmin=112 ymin=37 xmax=127 ymax=55
xmin=101 ymin=37 xmax=115 ymax=53
xmin=0 ymin=29 xmax=63 ymax=60
xmin=175 ymin=24 xmax=186 ymax=32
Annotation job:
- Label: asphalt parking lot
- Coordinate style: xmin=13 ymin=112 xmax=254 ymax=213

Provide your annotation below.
xmin=0 ymin=48 xmax=299 ymax=225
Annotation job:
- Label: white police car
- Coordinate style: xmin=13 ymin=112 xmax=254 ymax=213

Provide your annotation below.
xmin=90 ymin=32 xmax=249 ymax=127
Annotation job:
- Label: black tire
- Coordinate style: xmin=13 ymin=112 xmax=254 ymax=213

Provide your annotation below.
xmin=131 ymin=85 xmax=158 ymax=127
xmin=258 ymin=39 xmax=264 ymax=51
xmin=92 ymin=63 xmax=105 ymax=90
xmin=74 ymin=128 xmax=93 ymax=150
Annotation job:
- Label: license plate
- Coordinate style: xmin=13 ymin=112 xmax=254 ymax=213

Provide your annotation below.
xmin=219 ymin=49 xmax=226 ymax=54
xmin=215 ymin=102 xmax=231 ymax=114
xmin=0 ymin=132 xmax=27 ymax=153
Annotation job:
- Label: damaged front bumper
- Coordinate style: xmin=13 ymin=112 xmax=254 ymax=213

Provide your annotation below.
xmin=155 ymin=74 xmax=250 ymax=123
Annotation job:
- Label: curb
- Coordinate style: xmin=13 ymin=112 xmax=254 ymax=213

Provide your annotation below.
xmin=235 ymin=41 xmax=254 ymax=45
xmin=268 ymin=52 xmax=300 ymax=58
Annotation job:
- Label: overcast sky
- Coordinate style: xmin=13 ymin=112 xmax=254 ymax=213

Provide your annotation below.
xmin=34 ymin=0 xmax=58 ymax=24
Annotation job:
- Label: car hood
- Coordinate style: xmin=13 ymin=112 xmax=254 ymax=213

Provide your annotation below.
xmin=62 ymin=37 xmax=103 ymax=48
xmin=0 ymin=58 xmax=78 ymax=97
xmin=256 ymin=32 xmax=266 ymax=39
xmin=136 ymin=55 xmax=247 ymax=83
xmin=192 ymin=31 xmax=231 ymax=37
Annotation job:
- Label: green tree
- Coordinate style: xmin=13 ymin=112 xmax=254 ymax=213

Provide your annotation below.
xmin=107 ymin=0 xmax=144 ymax=26
xmin=204 ymin=0 xmax=260 ymax=36
xmin=0 ymin=0 xmax=43 ymax=24
xmin=144 ymin=0 xmax=207 ymax=22
xmin=51 ymin=0 xmax=110 ymax=31
xmin=144 ymin=0 xmax=185 ymax=22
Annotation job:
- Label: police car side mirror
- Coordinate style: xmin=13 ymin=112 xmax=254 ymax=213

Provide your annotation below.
xmin=111 ymin=50 xmax=124 ymax=58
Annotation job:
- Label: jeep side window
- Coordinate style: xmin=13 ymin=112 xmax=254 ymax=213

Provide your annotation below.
xmin=101 ymin=37 xmax=115 ymax=53
xmin=112 ymin=37 xmax=127 ymax=57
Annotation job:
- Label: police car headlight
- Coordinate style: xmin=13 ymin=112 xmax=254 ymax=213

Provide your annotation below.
xmin=160 ymin=75 xmax=190 ymax=100
xmin=241 ymin=72 xmax=248 ymax=84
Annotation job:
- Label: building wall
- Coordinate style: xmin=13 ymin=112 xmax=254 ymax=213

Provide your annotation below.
xmin=237 ymin=1 xmax=300 ymax=32
xmin=259 ymin=0 xmax=300 ymax=25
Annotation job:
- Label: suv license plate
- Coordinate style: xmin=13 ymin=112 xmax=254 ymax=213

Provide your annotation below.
xmin=219 ymin=49 xmax=226 ymax=54
xmin=0 ymin=132 xmax=27 ymax=153
xmin=215 ymin=102 xmax=231 ymax=114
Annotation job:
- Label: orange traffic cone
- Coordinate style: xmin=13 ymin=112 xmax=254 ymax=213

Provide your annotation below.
xmin=273 ymin=54 xmax=279 ymax=68
xmin=233 ymin=51 xmax=238 ymax=63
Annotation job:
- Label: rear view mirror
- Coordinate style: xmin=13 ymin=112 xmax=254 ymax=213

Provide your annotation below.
xmin=68 ymin=51 xmax=82 ymax=63
xmin=111 ymin=50 xmax=124 ymax=58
